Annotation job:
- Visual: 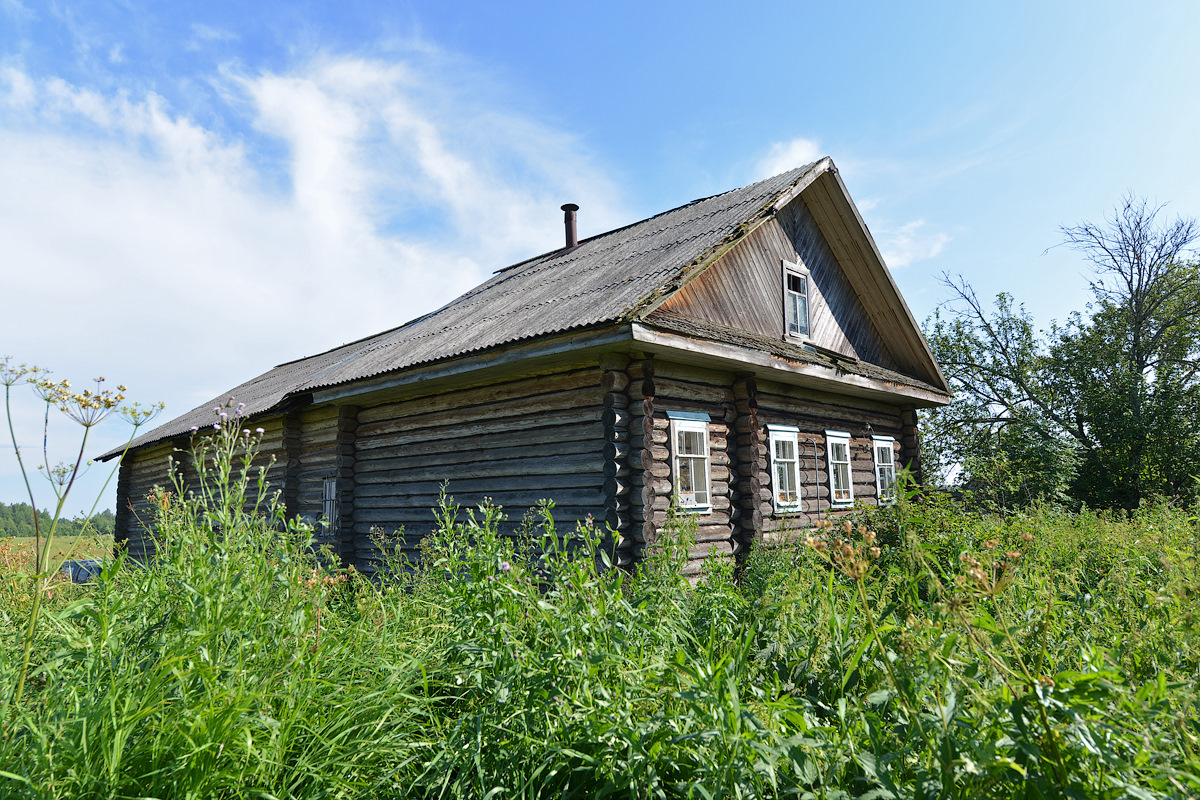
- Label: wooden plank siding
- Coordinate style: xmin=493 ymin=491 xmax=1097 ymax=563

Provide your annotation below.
xmin=654 ymin=202 xmax=898 ymax=371
xmin=350 ymin=365 xmax=608 ymax=573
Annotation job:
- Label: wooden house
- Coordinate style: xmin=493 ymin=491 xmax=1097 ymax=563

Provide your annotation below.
xmin=103 ymin=158 xmax=951 ymax=573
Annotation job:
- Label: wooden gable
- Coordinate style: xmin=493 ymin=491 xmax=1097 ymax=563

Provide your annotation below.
xmin=649 ymin=168 xmax=945 ymax=390
xmin=654 ymin=195 xmax=897 ymax=369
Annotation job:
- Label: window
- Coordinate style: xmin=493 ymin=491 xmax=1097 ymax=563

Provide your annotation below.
xmin=873 ymin=436 xmax=897 ymax=504
xmin=322 ymin=477 xmax=338 ymax=533
xmin=783 ymin=260 xmax=810 ymax=339
xmin=767 ymin=425 xmax=802 ymax=512
xmin=668 ymin=412 xmax=711 ymax=512
xmin=825 ymin=431 xmax=853 ymax=506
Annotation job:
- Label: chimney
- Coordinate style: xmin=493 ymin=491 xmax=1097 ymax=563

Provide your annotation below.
xmin=561 ymin=203 xmax=579 ymax=249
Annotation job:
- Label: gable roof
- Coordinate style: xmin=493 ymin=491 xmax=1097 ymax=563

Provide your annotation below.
xmin=107 ymin=158 xmax=946 ymax=457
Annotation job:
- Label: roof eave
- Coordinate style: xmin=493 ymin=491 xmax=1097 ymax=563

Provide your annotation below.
xmin=310 ymin=324 xmax=636 ymax=407
xmin=630 ymin=322 xmax=951 ymax=408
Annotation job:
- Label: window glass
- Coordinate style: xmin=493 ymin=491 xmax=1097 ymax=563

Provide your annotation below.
xmin=672 ymin=421 xmax=711 ymax=510
xmin=785 ymin=269 xmax=809 ymax=337
xmin=768 ymin=426 xmax=802 ymax=511
xmin=322 ymin=477 xmax=338 ymax=532
xmin=826 ymin=432 xmax=853 ymax=505
xmin=873 ymin=437 xmax=897 ymax=504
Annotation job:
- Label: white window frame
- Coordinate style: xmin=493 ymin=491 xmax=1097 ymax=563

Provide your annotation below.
xmin=782 ymin=259 xmax=811 ymax=341
xmin=767 ymin=424 xmax=803 ymax=513
xmin=322 ymin=477 xmax=338 ymax=533
xmin=873 ymin=435 xmax=898 ymax=505
xmin=825 ymin=430 xmax=854 ymax=507
xmin=669 ymin=417 xmax=712 ymax=513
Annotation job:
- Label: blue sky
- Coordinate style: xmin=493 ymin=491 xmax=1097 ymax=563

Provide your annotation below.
xmin=3 ymin=0 xmax=1200 ymax=515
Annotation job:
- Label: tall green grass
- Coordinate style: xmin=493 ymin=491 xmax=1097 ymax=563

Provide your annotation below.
xmin=2 ymin=417 xmax=1199 ymax=797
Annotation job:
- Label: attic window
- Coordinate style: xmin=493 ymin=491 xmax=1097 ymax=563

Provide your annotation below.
xmin=783 ymin=260 xmax=810 ymax=339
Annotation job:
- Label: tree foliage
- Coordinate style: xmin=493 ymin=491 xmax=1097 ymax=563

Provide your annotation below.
xmin=924 ymin=195 xmax=1200 ymax=510
xmin=0 ymin=502 xmax=114 ymax=539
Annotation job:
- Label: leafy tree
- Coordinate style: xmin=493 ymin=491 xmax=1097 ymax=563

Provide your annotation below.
xmin=924 ymin=195 xmax=1200 ymax=510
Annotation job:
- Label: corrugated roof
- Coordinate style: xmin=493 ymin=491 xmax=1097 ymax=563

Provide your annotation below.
xmin=106 ymin=164 xmax=819 ymax=456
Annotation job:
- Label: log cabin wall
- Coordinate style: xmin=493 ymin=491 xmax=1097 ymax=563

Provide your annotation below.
xmin=631 ymin=358 xmax=740 ymax=575
xmin=294 ymin=405 xmax=342 ymax=553
xmin=118 ymin=441 xmax=173 ymax=561
xmin=751 ymin=377 xmax=905 ymax=540
xmin=116 ymin=418 xmax=290 ymax=561
xmin=350 ymin=363 xmax=607 ymax=574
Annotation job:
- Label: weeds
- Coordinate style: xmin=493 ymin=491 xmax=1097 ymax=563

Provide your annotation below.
xmin=1 ymin=365 xmax=1198 ymax=797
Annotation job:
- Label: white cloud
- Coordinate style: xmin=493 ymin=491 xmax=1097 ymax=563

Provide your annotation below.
xmin=108 ymin=43 xmax=124 ymax=64
xmin=187 ymin=23 xmax=238 ymax=50
xmin=874 ymin=219 xmax=950 ymax=269
xmin=0 ymin=55 xmax=626 ymax=512
xmin=755 ymin=137 xmax=822 ymax=180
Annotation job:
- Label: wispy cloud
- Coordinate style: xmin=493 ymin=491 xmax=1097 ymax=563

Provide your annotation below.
xmin=874 ymin=219 xmax=950 ymax=269
xmin=187 ymin=23 xmax=238 ymax=50
xmin=0 ymin=53 xmax=626 ymax=499
xmin=754 ymin=137 xmax=822 ymax=180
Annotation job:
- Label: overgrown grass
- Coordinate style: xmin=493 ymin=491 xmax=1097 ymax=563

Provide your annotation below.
xmin=2 ymin=421 xmax=1198 ymax=797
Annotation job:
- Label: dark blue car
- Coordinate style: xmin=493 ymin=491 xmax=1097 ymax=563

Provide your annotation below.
xmin=62 ymin=559 xmax=103 ymax=584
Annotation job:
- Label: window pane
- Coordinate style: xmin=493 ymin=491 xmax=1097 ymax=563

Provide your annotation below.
xmin=831 ymin=442 xmax=848 ymax=463
xmin=833 ymin=463 xmax=851 ymax=500
xmin=678 ymin=429 xmax=705 ymax=456
xmin=775 ymin=438 xmax=795 ymax=461
xmin=776 ymin=463 xmax=797 ymax=504
xmin=795 ymin=294 xmax=808 ymax=335
xmin=876 ymin=444 xmax=894 ymax=466
xmin=880 ymin=465 xmax=896 ymax=500
xmin=677 ymin=457 xmax=696 ymax=493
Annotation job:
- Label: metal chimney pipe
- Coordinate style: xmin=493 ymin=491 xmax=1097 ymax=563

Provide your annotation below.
xmin=561 ymin=203 xmax=579 ymax=249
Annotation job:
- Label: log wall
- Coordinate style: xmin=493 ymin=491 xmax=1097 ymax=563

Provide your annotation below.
xmin=117 ymin=417 xmax=291 ymax=561
xmin=629 ymin=359 xmax=741 ymax=575
xmin=350 ymin=364 xmax=607 ymax=573
xmin=752 ymin=377 xmax=905 ymax=538
xmin=115 ymin=356 xmax=922 ymax=574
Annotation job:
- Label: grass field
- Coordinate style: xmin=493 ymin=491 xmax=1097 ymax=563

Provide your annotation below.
xmin=0 ymin=534 xmax=113 ymax=574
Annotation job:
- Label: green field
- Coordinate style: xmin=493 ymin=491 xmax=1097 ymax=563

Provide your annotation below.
xmin=0 ymin=534 xmax=113 ymax=574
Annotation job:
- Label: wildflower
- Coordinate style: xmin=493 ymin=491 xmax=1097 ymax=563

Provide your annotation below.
xmin=869 ymin=546 xmax=881 ymax=559
xmin=255 ymin=427 xmax=264 ymax=434
xmin=1020 ymin=532 xmax=1033 ymax=542
xmin=190 ymin=426 xmax=199 ymax=432
xmin=499 ymin=561 xmax=511 ymax=573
